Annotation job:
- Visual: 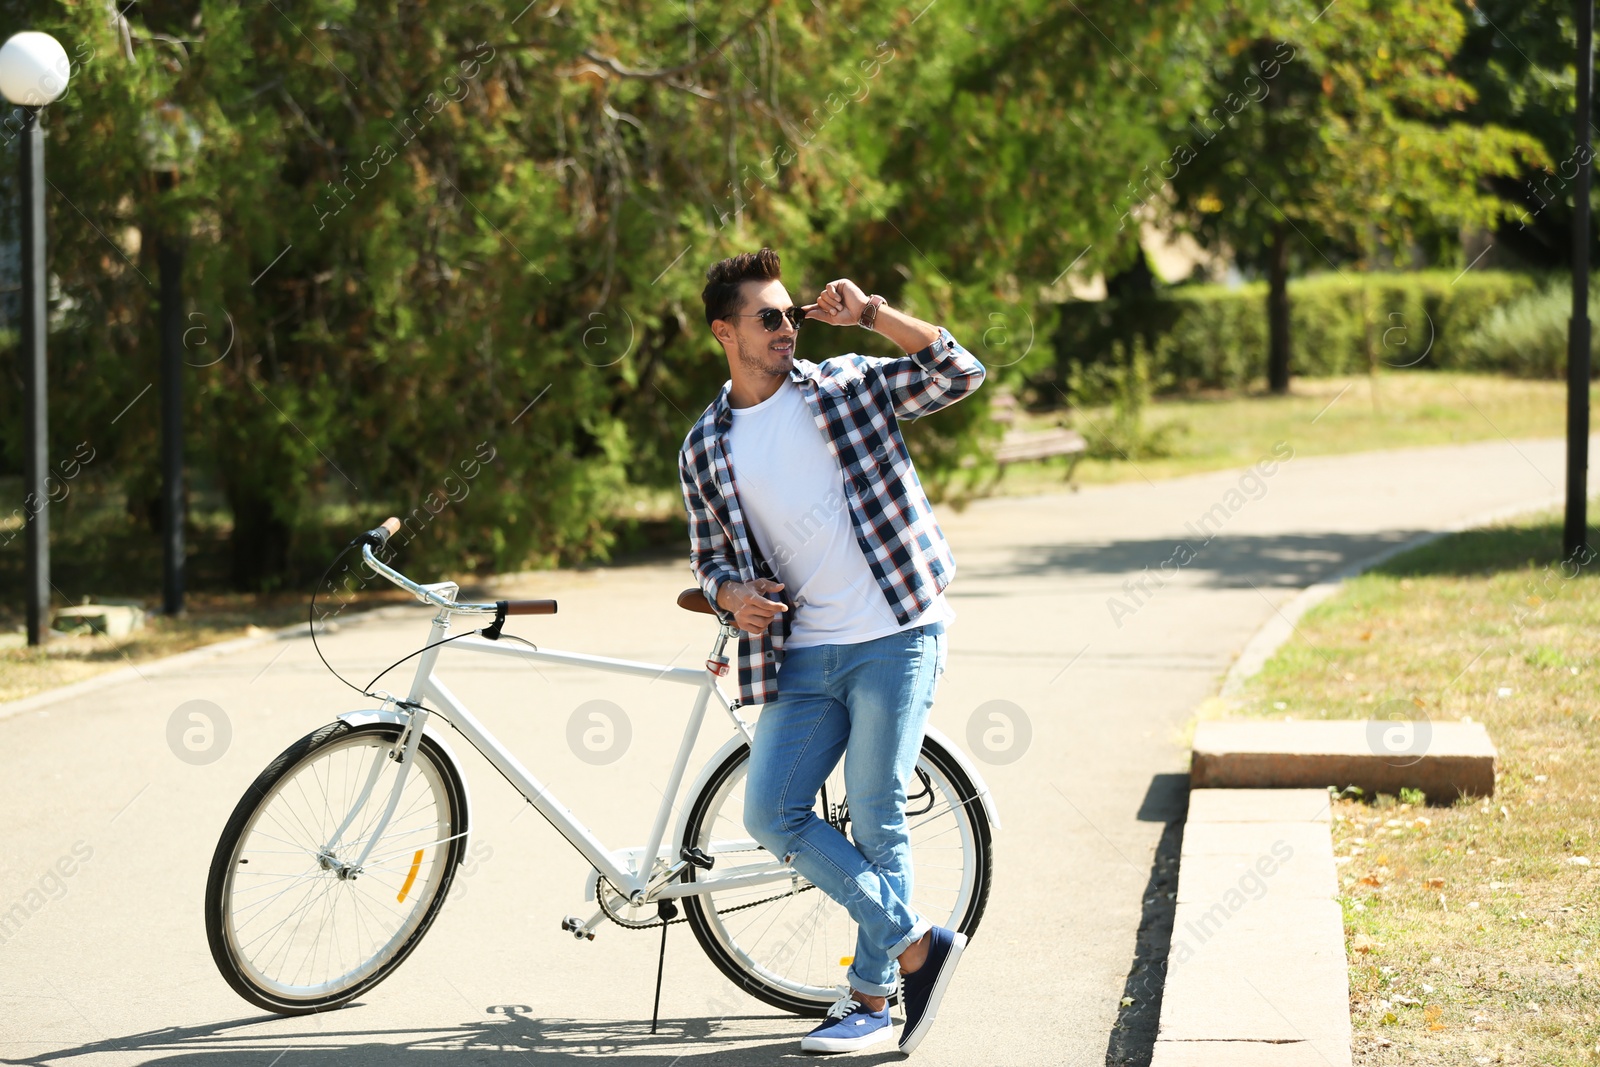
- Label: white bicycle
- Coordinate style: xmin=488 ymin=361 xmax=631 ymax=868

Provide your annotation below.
xmin=205 ymin=518 xmax=997 ymax=1017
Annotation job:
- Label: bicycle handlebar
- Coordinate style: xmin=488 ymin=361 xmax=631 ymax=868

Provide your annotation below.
xmin=359 ymin=516 xmax=403 ymax=550
xmin=503 ymin=599 xmax=558 ymax=615
xmin=356 ymin=516 xmax=558 ymax=620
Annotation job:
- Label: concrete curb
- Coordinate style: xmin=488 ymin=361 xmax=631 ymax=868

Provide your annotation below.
xmin=0 ymin=603 xmax=422 ymax=724
xmin=1153 ymin=788 xmax=1350 ymax=1067
xmin=1219 ymin=492 xmax=1567 ymax=697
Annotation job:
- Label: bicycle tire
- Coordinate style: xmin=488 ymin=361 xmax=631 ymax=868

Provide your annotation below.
xmin=204 ymin=720 xmax=468 ymax=1015
xmin=680 ymin=733 xmax=992 ymax=1017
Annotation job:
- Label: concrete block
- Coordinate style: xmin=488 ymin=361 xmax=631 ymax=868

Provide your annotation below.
xmin=1152 ymin=1039 xmax=1347 ymax=1067
xmin=52 ymin=603 xmax=146 ymax=639
xmin=1186 ymin=787 xmax=1331 ymax=824
xmin=1158 ymin=789 xmax=1351 ymax=1066
xmin=1181 ymin=821 xmax=1334 ymax=861
xmin=1159 ymin=898 xmax=1350 ymax=1064
xmin=1192 ymin=718 xmax=1497 ymax=799
xmin=1177 ymin=822 xmax=1336 ymax=903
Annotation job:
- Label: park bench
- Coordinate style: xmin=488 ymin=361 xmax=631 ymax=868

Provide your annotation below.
xmin=979 ymin=392 xmax=1089 ymax=485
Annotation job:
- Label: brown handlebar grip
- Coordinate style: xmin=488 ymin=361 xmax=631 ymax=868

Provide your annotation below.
xmin=503 ymin=599 xmax=558 ymax=615
xmin=363 ymin=516 xmax=405 ymax=549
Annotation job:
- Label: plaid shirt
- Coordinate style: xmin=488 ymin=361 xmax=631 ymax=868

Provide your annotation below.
xmin=677 ymin=326 xmax=985 ymax=706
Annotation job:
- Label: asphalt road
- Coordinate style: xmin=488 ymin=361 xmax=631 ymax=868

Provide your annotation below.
xmin=1 ymin=435 xmax=1592 ymax=1066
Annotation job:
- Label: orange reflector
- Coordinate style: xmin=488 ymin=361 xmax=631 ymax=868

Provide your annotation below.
xmin=397 ymin=849 xmax=425 ymax=903
xmin=839 ymin=956 xmax=854 ymax=966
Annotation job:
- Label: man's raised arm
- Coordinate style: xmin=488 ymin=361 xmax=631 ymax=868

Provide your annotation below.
xmin=804 ymin=278 xmax=986 ymax=420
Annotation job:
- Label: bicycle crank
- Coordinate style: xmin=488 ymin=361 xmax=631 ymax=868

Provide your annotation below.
xmin=595 ymin=873 xmax=667 ymax=929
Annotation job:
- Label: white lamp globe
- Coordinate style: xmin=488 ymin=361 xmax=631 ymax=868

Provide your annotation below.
xmin=0 ymin=32 xmax=72 ymax=107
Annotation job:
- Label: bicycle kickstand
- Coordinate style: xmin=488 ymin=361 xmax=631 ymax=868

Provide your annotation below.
xmin=649 ymin=899 xmax=679 ymax=1035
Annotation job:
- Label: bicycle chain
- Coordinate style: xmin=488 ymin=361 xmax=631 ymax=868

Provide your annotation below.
xmin=606 ymin=878 xmax=818 ymax=931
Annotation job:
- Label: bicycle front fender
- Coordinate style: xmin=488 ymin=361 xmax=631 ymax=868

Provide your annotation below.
xmin=672 ymin=732 xmax=750 ymax=859
xmin=923 ymin=723 xmax=1001 ymax=832
xmin=337 ymin=708 xmax=474 ymax=859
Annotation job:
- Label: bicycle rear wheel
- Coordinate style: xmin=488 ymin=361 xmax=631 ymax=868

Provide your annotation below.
xmin=681 ymin=734 xmax=991 ymax=1016
xmin=204 ymin=720 xmax=467 ymax=1014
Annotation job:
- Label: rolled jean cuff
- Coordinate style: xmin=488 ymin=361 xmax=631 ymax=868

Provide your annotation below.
xmin=889 ymin=916 xmax=934 ymax=962
xmin=847 ymin=968 xmax=900 ymax=998
xmin=848 ymin=916 xmax=935 ymax=996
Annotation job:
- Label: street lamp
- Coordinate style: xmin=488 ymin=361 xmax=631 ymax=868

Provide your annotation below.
xmin=139 ymin=102 xmax=202 ymax=617
xmin=0 ymin=31 xmax=72 ymax=646
xmin=1569 ymin=0 xmax=1595 ymax=561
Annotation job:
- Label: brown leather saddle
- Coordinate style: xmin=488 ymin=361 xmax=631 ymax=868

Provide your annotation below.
xmin=676 ymin=588 xmax=717 ymax=615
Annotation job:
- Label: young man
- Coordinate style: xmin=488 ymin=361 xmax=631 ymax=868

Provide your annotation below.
xmin=677 ymin=248 xmax=985 ymax=1054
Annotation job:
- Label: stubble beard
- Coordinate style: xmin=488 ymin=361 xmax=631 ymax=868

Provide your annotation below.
xmin=735 ymin=330 xmax=793 ymax=379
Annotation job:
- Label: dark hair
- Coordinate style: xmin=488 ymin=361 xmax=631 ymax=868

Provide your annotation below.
xmin=702 ymin=248 xmax=782 ymax=328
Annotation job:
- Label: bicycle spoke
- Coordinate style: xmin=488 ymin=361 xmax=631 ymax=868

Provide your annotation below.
xmin=217 ymin=727 xmax=458 ymax=1004
xmin=359 ymin=829 xmax=467 ymax=865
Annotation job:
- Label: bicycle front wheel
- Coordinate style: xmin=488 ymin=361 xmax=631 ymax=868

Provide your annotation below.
xmin=204 ymin=720 xmax=467 ymax=1014
xmin=681 ymin=733 xmax=992 ymax=1016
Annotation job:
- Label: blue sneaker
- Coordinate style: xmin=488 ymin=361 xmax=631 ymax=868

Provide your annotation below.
xmin=897 ymin=926 xmax=967 ymax=1054
xmin=799 ymin=994 xmax=894 ymax=1053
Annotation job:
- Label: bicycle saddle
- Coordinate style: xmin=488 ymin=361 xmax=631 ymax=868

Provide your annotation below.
xmin=676 ymin=588 xmax=717 ymax=615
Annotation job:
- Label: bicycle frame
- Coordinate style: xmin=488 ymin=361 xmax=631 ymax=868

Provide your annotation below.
xmin=340 ymin=542 xmax=785 ymax=907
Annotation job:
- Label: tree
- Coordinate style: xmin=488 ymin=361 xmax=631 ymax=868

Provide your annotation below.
xmin=1167 ymin=0 xmax=1546 ymax=392
xmin=1450 ymin=0 xmax=1599 ymax=268
xmin=0 ymin=0 xmax=1279 ymax=591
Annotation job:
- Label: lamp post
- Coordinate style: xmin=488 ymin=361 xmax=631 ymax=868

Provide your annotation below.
xmin=0 ymin=32 xmax=72 ymax=646
xmin=1569 ymin=0 xmax=1595 ymax=562
xmin=140 ymin=102 xmax=202 ymax=617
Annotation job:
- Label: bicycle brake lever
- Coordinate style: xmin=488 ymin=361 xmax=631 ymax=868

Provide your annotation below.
xmin=480 ymin=600 xmax=509 ymax=641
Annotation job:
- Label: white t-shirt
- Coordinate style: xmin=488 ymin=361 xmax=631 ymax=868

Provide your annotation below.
xmin=726 ymin=377 xmax=953 ymax=649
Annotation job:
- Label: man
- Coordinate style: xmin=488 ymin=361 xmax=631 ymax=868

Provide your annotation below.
xmin=677 ymin=248 xmax=985 ymax=1054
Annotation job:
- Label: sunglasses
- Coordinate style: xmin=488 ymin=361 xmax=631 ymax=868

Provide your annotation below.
xmin=735 ymin=305 xmax=808 ymax=332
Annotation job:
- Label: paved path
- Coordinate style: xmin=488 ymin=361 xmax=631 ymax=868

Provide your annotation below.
xmin=1 ymin=435 xmax=1594 ymax=1066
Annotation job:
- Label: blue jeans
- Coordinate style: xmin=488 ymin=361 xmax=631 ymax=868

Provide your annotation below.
xmin=742 ymin=621 xmax=948 ymax=996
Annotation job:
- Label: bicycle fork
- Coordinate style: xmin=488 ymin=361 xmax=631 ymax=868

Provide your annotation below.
xmin=318 ymin=609 xmax=453 ymax=880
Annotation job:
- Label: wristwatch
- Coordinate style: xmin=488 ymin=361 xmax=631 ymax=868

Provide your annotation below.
xmin=858 ymin=294 xmax=886 ymax=331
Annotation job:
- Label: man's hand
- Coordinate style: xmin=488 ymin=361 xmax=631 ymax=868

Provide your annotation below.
xmin=804 ymin=279 xmax=869 ymax=327
xmin=804 ymin=278 xmax=940 ymax=353
xmin=716 ymin=578 xmax=787 ymax=635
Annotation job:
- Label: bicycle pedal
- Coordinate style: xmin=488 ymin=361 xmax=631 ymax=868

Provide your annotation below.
xmin=680 ymin=846 xmax=715 ymax=870
xmin=560 ymin=916 xmax=596 ymax=941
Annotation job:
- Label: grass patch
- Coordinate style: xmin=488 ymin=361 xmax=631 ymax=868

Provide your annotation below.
xmin=991 ymin=371 xmax=1595 ymax=495
xmin=0 ymin=588 xmax=425 ymax=705
xmin=1218 ymin=507 xmax=1600 ymax=1065
xmin=0 ymin=482 xmax=439 ymax=703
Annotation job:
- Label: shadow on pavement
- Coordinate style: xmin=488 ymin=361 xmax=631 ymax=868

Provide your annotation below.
xmin=990 ymin=529 xmax=1428 ymax=589
xmin=4 ymin=1010 xmax=882 ymax=1066
xmin=1105 ymin=773 xmax=1188 ymax=1067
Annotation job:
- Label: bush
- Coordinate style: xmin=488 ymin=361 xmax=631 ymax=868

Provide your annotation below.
xmin=1460 ymin=276 xmax=1600 ymax=377
xmin=1040 ymin=270 xmax=1543 ymax=397
xmin=1067 ymin=335 xmax=1183 ymax=460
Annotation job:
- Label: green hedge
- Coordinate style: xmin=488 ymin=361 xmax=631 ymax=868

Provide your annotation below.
xmin=1459 ymin=276 xmax=1600 ymax=378
xmin=1043 ymin=270 xmax=1543 ymax=394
